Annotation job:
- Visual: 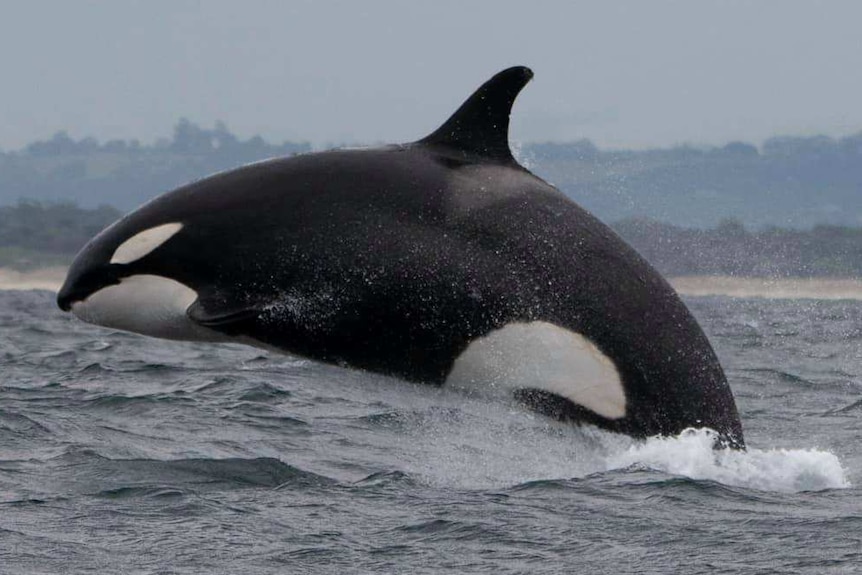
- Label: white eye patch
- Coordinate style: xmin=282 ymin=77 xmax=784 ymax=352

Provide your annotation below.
xmin=110 ymin=222 xmax=183 ymax=265
xmin=446 ymin=321 xmax=626 ymax=419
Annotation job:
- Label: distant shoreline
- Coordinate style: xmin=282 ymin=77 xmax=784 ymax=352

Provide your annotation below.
xmin=669 ymin=276 xmax=862 ymax=301
xmin=3 ymin=267 xmax=862 ymax=301
xmin=0 ymin=267 xmax=67 ymax=292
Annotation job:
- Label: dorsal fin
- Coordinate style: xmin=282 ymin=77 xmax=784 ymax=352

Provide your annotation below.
xmin=418 ymin=66 xmax=533 ymax=165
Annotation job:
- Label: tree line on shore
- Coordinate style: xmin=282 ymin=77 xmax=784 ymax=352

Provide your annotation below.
xmin=2 ymin=201 xmax=860 ymax=278
xmin=612 ymin=218 xmax=862 ymax=278
xmin=1 ymin=119 xmax=861 ymax=229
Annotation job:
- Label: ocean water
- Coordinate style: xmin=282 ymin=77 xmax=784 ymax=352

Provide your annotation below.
xmin=1 ymin=289 xmax=860 ymax=574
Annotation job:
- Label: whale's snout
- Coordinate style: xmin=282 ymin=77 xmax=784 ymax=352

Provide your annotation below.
xmin=57 ymin=279 xmax=75 ymax=312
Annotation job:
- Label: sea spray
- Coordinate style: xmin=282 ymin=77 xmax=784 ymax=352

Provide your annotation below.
xmin=605 ymin=428 xmax=850 ymax=493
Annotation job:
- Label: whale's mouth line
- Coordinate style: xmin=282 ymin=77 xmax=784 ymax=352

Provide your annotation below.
xmin=57 ymin=294 xmax=73 ymax=312
xmin=58 ymin=268 xmax=123 ymax=312
xmin=59 ymin=274 xmax=222 ymax=343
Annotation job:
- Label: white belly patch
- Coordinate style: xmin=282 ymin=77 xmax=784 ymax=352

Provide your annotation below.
xmin=71 ymin=274 xmax=226 ymax=342
xmin=445 ymin=321 xmax=626 ymax=419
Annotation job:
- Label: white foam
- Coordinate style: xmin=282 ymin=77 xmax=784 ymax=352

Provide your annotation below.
xmin=387 ymin=393 xmax=850 ymax=493
xmin=606 ymin=428 xmax=850 ymax=493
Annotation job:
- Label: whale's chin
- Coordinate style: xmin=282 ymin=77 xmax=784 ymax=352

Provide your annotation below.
xmin=70 ymin=274 xmax=224 ymax=342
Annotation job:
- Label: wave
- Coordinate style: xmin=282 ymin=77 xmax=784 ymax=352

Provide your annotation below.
xmin=44 ymin=451 xmax=334 ymax=493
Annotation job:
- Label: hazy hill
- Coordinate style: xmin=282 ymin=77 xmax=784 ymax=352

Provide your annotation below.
xmin=0 ymin=120 xmax=310 ymax=211
xmin=1 ymin=121 xmax=861 ymax=230
xmin=529 ymin=135 xmax=862 ymax=228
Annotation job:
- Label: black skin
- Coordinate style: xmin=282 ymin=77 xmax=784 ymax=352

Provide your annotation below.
xmin=58 ymin=67 xmax=744 ymax=448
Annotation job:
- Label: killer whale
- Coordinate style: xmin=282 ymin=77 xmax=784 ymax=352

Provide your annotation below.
xmin=57 ymin=67 xmax=745 ymax=448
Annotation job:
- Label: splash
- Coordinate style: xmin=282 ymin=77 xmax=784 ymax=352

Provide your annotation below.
xmin=510 ymin=140 xmax=534 ymax=170
xmin=388 ymin=394 xmax=850 ymax=493
xmin=606 ymin=428 xmax=850 ymax=493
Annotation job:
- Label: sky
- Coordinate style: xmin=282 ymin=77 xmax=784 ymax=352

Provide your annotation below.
xmin=2 ymin=0 xmax=861 ymax=151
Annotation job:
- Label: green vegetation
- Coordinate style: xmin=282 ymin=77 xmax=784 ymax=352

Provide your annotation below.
xmin=0 ymin=202 xmax=118 ymax=268
xmin=531 ymin=133 xmax=862 ymax=229
xmin=0 ymin=120 xmax=310 ymax=212
xmin=2 ymin=120 xmax=861 ymax=229
xmin=1 ymin=120 xmax=861 ymax=276
xmin=613 ymin=218 xmax=862 ymax=278
xmin=0 ymin=245 xmax=73 ymax=270
xmin=1 ymin=201 xmax=860 ymax=278
xmin=0 ymin=201 xmax=120 ymax=252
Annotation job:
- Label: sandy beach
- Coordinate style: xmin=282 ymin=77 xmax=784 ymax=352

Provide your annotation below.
xmin=670 ymin=276 xmax=862 ymax=301
xmin=0 ymin=267 xmax=68 ymax=292
xmin=2 ymin=267 xmax=862 ymax=301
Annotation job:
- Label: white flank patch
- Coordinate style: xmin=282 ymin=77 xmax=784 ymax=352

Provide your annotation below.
xmin=110 ymin=222 xmax=183 ymax=265
xmin=445 ymin=321 xmax=626 ymax=419
xmin=71 ymin=274 xmax=225 ymax=342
